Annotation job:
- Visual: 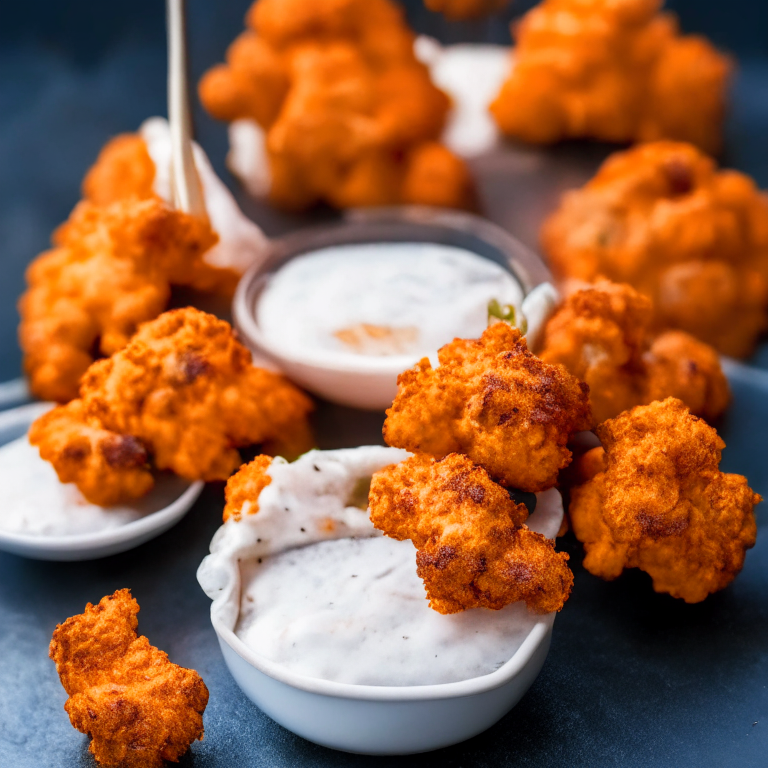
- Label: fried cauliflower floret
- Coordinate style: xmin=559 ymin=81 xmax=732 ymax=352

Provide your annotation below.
xmin=569 ymin=398 xmax=760 ymax=603
xmin=489 ymin=0 xmax=731 ymax=153
xmin=82 ymin=134 xmax=157 ymax=206
xmin=539 ymin=280 xmax=730 ymax=423
xmin=424 ymin=0 xmax=509 ymax=21
xmin=369 ymin=453 xmax=573 ymax=614
xmin=29 ymin=401 xmax=153 ymax=508
xmin=50 ymin=590 xmax=208 ymax=768
xmin=81 ymin=130 xmax=242 ymax=296
xmin=29 ymin=308 xmax=313 ymax=505
xmin=198 ymin=0 xmax=472 ymax=211
xmin=542 ymin=142 xmax=768 ymax=357
xmin=18 ymin=198 xmax=217 ymax=403
xmin=384 ymin=323 xmax=592 ymax=492
xmin=643 ymin=331 xmax=730 ymax=421
xmin=223 ymin=454 xmax=274 ymax=521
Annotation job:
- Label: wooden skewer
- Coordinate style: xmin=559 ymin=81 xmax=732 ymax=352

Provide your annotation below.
xmin=166 ymin=0 xmax=207 ymax=219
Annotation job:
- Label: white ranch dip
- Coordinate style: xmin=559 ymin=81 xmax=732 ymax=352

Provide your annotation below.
xmin=256 ymin=243 xmax=523 ymax=365
xmin=198 ymin=447 xmax=564 ymax=687
xmin=0 ymin=436 xmax=191 ymax=537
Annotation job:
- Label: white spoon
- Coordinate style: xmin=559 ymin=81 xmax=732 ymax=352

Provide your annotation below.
xmin=0 ymin=402 xmax=203 ymax=561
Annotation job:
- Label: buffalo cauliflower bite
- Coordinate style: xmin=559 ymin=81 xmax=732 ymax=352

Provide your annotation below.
xmin=50 ymin=589 xmax=208 ymax=768
xmin=369 ymin=453 xmax=573 ymax=614
xmin=489 ymin=0 xmax=730 ymax=153
xmin=569 ymin=398 xmax=760 ymax=603
xmin=198 ymin=0 xmax=473 ymax=211
xmin=82 ymin=121 xmax=264 ymax=295
xmin=29 ymin=308 xmax=313 ymax=506
xmin=383 ymin=322 xmax=592 ymax=492
xmin=82 ymin=134 xmax=157 ymax=206
xmin=542 ymin=142 xmax=768 ymax=357
xmin=539 ymin=280 xmax=730 ymax=423
xmin=643 ymin=330 xmax=730 ymax=421
xmin=19 ymin=198 xmax=217 ymax=403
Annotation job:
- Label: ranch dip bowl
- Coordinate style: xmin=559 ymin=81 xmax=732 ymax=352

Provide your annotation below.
xmin=232 ymin=207 xmax=558 ymax=410
xmin=0 ymin=402 xmax=204 ymax=561
xmin=197 ymin=446 xmax=565 ymax=754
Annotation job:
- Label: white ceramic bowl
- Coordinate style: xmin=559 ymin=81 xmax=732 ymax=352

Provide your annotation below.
xmin=233 ymin=207 xmax=558 ymax=410
xmin=213 ymin=610 xmax=553 ymax=755
xmin=199 ymin=446 xmax=564 ymax=754
xmin=0 ymin=402 xmax=204 ymax=561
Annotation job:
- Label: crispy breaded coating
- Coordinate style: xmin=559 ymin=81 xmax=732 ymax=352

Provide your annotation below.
xmin=82 ymin=132 xmax=240 ymax=295
xmin=50 ymin=590 xmax=208 ymax=768
xmin=18 ymin=198 xmax=217 ymax=403
xmin=82 ymin=134 xmax=157 ymax=206
xmin=369 ymin=453 xmax=573 ymax=613
xmin=223 ymin=454 xmax=274 ymax=521
xmin=569 ymin=398 xmax=760 ymax=602
xmin=539 ymin=280 xmax=730 ymax=423
xmin=29 ymin=308 xmax=313 ymax=505
xmin=29 ymin=401 xmax=153 ymax=508
xmin=424 ymin=0 xmax=509 ymax=21
xmin=384 ymin=323 xmax=592 ymax=492
xmin=643 ymin=331 xmax=730 ymax=422
xmin=542 ymin=142 xmax=768 ymax=357
xmin=198 ymin=0 xmax=472 ymax=211
xmin=490 ymin=0 xmax=731 ymax=153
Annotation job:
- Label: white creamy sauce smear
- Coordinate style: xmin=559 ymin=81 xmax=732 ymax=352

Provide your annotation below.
xmin=199 ymin=447 xmax=563 ymax=687
xmin=236 ymin=537 xmax=541 ymax=686
xmin=256 ymin=243 xmax=523 ymax=364
xmin=0 ymin=436 xmax=190 ymax=537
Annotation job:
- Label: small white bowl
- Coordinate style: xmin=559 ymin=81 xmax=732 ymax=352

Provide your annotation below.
xmin=0 ymin=402 xmax=203 ymax=561
xmin=213 ymin=611 xmax=553 ymax=755
xmin=233 ymin=207 xmax=558 ymax=410
xmin=199 ymin=446 xmax=564 ymax=754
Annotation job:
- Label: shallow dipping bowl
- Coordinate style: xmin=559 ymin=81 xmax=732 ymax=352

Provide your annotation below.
xmin=0 ymin=403 xmax=204 ymax=561
xmin=233 ymin=207 xmax=555 ymax=410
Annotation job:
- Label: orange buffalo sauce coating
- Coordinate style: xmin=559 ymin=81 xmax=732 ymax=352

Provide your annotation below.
xmin=542 ymin=141 xmax=768 ymax=358
xmin=199 ymin=0 xmax=474 ymax=211
xmin=490 ymin=0 xmax=730 ymax=153
xmin=569 ymin=398 xmax=761 ymax=603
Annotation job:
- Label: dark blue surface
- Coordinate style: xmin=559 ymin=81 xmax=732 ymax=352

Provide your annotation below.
xmin=1 ymin=2 xmax=767 ymax=766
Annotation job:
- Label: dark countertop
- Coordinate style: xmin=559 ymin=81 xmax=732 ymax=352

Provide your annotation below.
xmin=1 ymin=2 xmax=767 ymax=766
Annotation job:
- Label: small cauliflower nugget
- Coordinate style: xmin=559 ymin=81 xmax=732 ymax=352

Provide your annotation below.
xmin=384 ymin=322 xmax=592 ymax=492
xmin=569 ymin=398 xmax=760 ymax=602
xmin=369 ymin=453 xmax=573 ymax=614
xmin=539 ymin=280 xmax=730 ymax=423
xmin=18 ymin=198 xmax=217 ymax=403
xmin=541 ymin=141 xmax=768 ymax=358
xmin=30 ymin=308 xmax=313 ymax=506
xmin=49 ymin=589 xmax=208 ymax=768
